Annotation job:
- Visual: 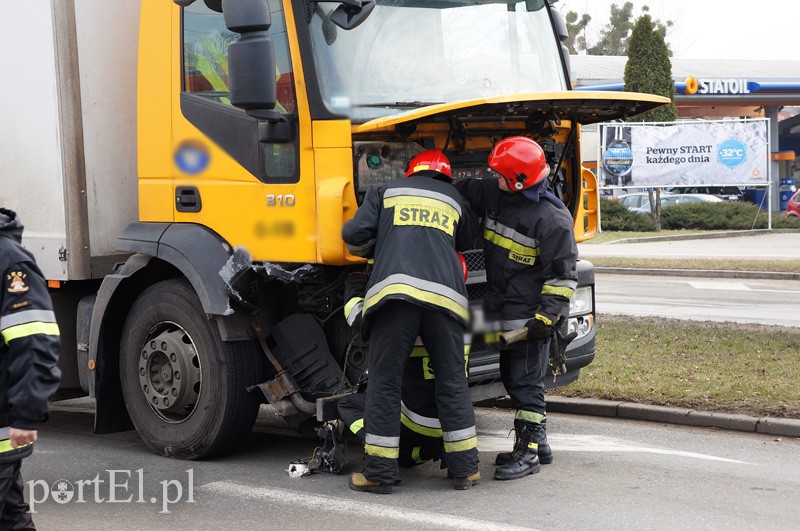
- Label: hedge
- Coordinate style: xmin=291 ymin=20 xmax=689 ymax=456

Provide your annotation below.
xmin=600 ymin=198 xmax=800 ymax=231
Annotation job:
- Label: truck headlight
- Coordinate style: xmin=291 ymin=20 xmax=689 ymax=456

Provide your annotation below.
xmin=353 ymin=142 xmax=424 ymax=194
xmin=569 ymin=286 xmax=593 ymax=317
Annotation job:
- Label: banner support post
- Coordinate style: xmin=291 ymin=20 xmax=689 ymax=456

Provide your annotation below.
xmin=597 ymin=124 xmax=603 ymax=233
xmin=766 ymin=117 xmax=772 ymax=230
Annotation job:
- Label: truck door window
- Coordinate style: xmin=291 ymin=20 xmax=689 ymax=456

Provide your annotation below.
xmin=182 ymin=1 xmax=299 ymax=183
xmin=183 ymin=1 xmax=296 ymax=113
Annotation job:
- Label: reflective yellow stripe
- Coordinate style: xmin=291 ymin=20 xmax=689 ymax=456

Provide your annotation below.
xmin=422 ymin=357 xmax=435 ymax=380
xmin=0 ymin=439 xmax=30 ymax=453
xmin=515 ymin=410 xmax=546 ymax=424
xmin=349 ymin=418 xmax=364 ymax=435
xmin=401 ymin=413 xmax=443 ymax=438
xmin=410 ymin=347 xmax=428 ymax=358
xmin=542 ymin=285 xmax=575 ymax=299
xmin=534 ymin=314 xmax=553 ymax=326
xmin=527 ymin=441 xmax=539 ymax=450
xmin=443 ymin=436 xmax=477 ymax=453
xmin=364 ymin=283 xmax=469 ymax=322
xmin=344 ymin=297 xmax=364 ymax=319
xmin=2 ymin=322 xmax=60 ymax=343
xmin=411 ymin=446 xmax=423 ymax=464
xmin=483 ymin=228 xmax=539 ymax=259
xmin=365 ymin=444 xmax=400 ymax=459
xmin=383 ymin=187 xmax=463 ymax=217
xmin=484 ymin=331 xmax=502 ymax=344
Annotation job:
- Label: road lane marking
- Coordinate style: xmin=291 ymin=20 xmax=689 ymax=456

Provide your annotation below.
xmin=478 ymin=432 xmax=749 ymax=464
xmin=685 ymin=282 xmax=800 ymax=295
xmin=687 ymin=282 xmax=751 ymax=291
xmin=202 ymin=481 xmax=537 ymax=531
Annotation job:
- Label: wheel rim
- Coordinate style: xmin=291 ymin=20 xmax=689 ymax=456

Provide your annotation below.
xmin=138 ymin=321 xmax=203 ymax=423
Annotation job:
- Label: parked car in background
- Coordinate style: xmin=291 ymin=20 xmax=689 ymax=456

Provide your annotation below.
xmin=633 ymin=193 xmax=724 ymax=214
xmin=667 ymin=186 xmax=744 ymax=202
xmin=787 ymin=190 xmax=800 ymax=217
xmin=614 ymin=191 xmax=674 ymax=211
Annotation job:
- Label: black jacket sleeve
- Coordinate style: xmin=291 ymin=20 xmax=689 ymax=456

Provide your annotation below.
xmin=454 ymin=178 xmax=496 ymax=218
xmin=534 ymin=206 xmax=579 ymax=322
xmin=1 ymin=262 xmax=62 ymax=430
xmin=343 ymin=265 xmax=369 ymax=327
xmin=342 ymin=185 xmax=383 ymax=258
xmin=454 ymin=198 xmax=479 ymax=252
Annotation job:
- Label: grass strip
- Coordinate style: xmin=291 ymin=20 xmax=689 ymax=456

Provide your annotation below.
xmin=549 ymin=315 xmax=800 ymax=418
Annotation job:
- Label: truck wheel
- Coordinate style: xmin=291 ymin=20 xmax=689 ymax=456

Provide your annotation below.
xmin=120 ymin=279 xmax=264 ymax=459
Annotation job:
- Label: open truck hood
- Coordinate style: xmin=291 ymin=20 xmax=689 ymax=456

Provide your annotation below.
xmin=352 ymin=91 xmax=669 ymax=134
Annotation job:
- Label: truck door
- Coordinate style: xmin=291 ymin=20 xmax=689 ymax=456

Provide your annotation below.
xmin=161 ymin=0 xmax=316 ymax=262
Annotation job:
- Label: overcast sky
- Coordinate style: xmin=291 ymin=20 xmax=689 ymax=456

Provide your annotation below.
xmin=558 ymin=0 xmax=798 ymax=61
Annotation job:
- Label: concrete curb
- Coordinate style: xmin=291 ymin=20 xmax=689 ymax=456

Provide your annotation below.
xmin=594 ymin=267 xmax=800 ymax=280
xmin=481 ymin=396 xmax=800 ymax=438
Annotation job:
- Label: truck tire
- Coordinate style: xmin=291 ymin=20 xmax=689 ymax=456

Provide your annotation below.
xmin=120 ymin=279 xmax=264 ymax=459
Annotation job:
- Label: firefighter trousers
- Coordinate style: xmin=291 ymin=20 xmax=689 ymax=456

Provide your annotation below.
xmin=499 ymin=338 xmax=550 ymax=425
xmin=363 ymin=300 xmax=478 ymax=484
xmin=0 ymin=461 xmax=35 ymax=530
xmin=338 ymin=393 xmax=443 ymax=468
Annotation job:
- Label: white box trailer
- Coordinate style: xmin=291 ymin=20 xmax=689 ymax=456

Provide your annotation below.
xmin=0 ymin=0 xmax=140 ymax=281
xmin=0 ymin=0 xmax=140 ymax=391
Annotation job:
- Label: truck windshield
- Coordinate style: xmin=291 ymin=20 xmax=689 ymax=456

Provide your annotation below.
xmin=308 ymin=0 xmax=567 ymax=122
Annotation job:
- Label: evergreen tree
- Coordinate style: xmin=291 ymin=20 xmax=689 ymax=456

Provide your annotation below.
xmin=623 ymin=13 xmax=677 ymax=123
xmin=624 ymin=13 xmax=677 ymax=231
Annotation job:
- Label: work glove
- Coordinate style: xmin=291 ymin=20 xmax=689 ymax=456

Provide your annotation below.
xmin=549 ymin=316 xmax=577 ymax=380
xmin=525 ymin=314 xmax=554 ymax=341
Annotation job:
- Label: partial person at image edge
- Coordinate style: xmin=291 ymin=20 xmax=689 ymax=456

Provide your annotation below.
xmin=0 ymin=207 xmax=62 ymax=529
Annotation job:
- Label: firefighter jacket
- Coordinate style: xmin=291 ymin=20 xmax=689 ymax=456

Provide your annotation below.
xmin=342 ymin=176 xmax=477 ymax=330
xmin=454 ymin=179 xmax=578 ymax=330
xmin=0 ymin=208 xmax=62 ymax=464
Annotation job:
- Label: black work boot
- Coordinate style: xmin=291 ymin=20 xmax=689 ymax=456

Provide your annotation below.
xmin=494 ymin=419 xmax=524 ymax=465
xmin=496 ymin=418 xmax=553 ymax=466
xmin=493 ymin=424 xmax=541 ymax=480
xmin=453 ymin=471 xmax=481 ymax=490
xmin=537 ymin=418 xmax=553 ymax=465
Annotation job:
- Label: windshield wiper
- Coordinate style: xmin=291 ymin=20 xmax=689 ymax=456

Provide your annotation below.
xmin=353 ymin=101 xmax=444 ymax=108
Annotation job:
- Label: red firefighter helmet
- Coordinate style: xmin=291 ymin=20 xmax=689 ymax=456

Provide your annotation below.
xmin=487 ymin=136 xmax=549 ymax=191
xmin=405 ymin=149 xmax=453 ymax=180
xmin=457 ymin=252 xmax=468 ymax=282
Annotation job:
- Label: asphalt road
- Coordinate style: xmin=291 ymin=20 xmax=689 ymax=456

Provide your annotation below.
xmin=21 ymin=402 xmax=800 ymax=530
xmin=595 ymin=272 xmax=800 ymax=326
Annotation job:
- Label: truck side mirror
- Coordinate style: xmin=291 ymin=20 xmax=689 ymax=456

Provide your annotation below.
xmin=224 ymin=0 xmax=278 ymax=119
xmin=550 ymin=10 xmax=573 ymax=83
xmin=329 ymin=0 xmax=375 ymax=30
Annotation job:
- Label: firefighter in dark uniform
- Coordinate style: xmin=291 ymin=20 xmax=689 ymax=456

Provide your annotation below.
xmin=454 ymin=137 xmax=578 ymax=480
xmin=337 ymin=258 xmax=471 ymax=471
xmin=0 ymin=208 xmax=62 ymax=528
xmin=341 ymin=150 xmax=479 ymax=493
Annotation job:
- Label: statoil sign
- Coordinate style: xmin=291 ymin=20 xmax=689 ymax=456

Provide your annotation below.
xmin=684 ymin=76 xmax=751 ymax=95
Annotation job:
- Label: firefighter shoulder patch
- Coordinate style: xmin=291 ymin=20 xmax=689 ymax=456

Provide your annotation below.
xmin=6 ymin=271 xmax=29 ymax=294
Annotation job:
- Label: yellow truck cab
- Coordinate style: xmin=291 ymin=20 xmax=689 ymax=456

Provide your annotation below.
xmin=8 ymin=0 xmax=666 ymax=459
